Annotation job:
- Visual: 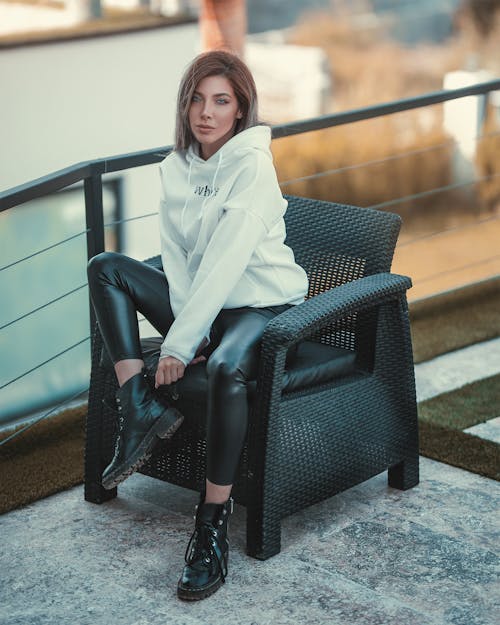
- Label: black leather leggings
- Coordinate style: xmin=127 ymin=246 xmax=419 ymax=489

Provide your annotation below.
xmin=87 ymin=251 xmax=292 ymax=486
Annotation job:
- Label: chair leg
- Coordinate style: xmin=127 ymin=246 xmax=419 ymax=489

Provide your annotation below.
xmin=84 ymin=410 xmax=118 ymax=505
xmin=84 ymin=481 xmax=117 ymax=504
xmin=246 ymin=504 xmax=282 ymax=560
xmin=84 ymin=360 xmax=118 ymax=504
xmin=388 ymin=456 xmax=419 ymax=490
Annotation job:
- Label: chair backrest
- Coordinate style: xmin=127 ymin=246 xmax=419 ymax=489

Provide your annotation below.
xmin=284 ymin=195 xmax=401 ymax=352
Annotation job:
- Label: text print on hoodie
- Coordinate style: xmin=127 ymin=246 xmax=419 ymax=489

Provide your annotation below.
xmin=158 ymin=125 xmax=309 ymax=366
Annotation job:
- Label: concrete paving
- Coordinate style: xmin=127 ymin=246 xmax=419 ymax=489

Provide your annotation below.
xmin=414 ymin=336 xmax=500 ymax=403
xmin=465 ymin=416 xmax=500 ymax=444
xmin=1 ymin=458 xmax=498 ymax=625
xmin=1 ymin=338 xmax=499 ymax=624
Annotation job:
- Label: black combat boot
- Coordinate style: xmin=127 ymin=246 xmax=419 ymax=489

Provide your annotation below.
xmin=177 ymin=495 xmax=234 ymax=601
xmin=102 ymin=369 xmax=184 ymax=490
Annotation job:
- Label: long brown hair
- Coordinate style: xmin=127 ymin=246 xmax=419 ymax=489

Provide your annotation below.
xmin=175 ymin=50 xmax=259 ymax=151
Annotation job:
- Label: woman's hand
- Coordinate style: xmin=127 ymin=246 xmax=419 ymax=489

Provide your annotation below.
xmin=156 ymin=339 xmax=209 ymax=387
xmin=155 ymin=356 xmax=185 ymax=388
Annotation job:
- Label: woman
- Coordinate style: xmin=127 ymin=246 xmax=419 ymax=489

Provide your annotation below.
xmin=87 ymin=50 xmax=308 ymax=601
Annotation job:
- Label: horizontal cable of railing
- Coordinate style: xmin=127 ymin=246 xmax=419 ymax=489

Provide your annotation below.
xmin=368 ymin=172 xmax=500 ymax=211
xmin=278 ymin=127 xmax=500 ymax=188
xmin=0 ymin=211 xmax=159 ymax=274
xmin=1 ymin=312 xmax=148 ymax=376
xmin=414 ymin=255 xmax=500 ymax=285
xmin=104 ymin=211 xmax=159 ymax=228
xmin=0 ymin=229 xmax=90 ymax=272
xmin=397 ymin=214 xmax=500 ymax=249
xmin=0 ymin=213 xmax=156 ymax=335
xmin=283 ymin=168 xmax=500 ymax=219
xmin=1 ymin=79 xmax=499 ymax=212
xmin=0 ymin=314 xmax=150 ymax=443
xmin=0 ymin=283 xmax=88 ymax=331
xmin=0 ymin=336 xmax=90 ymax=391
xmin=0 ymin=386 xmax=89 ymax=447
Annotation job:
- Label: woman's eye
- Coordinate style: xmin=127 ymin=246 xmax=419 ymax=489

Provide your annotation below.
xmin=192 ymin=94 xmax=202 ymax=102
xmin=216 ymin=99 xmax=229 ymax=105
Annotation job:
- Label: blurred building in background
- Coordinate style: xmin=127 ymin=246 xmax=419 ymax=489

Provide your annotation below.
xmin=444 ymin=68 xmax=500 ymax=184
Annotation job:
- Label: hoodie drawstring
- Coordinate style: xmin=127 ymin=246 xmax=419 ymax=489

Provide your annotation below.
xmin=200 ymin=151 xmax=223 ymax=215
xmin=181 ymin=158 xmax=194 ymax=237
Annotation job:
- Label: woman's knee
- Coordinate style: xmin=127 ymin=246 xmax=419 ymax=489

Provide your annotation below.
xmin=206 ymin=353 xmax=244 ymax=387
xmin=87 ymin=251 xmax=125 ymax=281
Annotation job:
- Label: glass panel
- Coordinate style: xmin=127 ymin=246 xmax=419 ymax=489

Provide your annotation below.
xmin=0 ymin=180 xmax=121 ymax=428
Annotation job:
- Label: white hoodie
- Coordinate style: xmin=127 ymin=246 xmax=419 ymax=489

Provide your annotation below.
xmin=158 ymin=125 xmax=309 ymax=366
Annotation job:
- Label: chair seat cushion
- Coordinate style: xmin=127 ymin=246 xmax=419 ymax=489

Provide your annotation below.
xmin=139 ymin=337 xmax=356 ymax=401
xmin=281 ymin=340 xmax=356 ymax=391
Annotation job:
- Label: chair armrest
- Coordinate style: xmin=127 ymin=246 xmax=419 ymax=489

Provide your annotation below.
xmin=262 ymin=272 xmax=412 ymax=351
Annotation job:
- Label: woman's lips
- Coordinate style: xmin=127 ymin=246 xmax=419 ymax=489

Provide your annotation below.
xmin=196 ymin=125 xmax=214 ymax=133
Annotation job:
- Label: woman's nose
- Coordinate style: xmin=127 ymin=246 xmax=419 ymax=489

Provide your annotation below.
xmin=201 ymin=103 xmax=213 ymax=118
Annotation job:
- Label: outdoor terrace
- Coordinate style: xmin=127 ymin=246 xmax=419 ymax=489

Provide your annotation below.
xmin=1 ymin=81 xmax=499 ymax=625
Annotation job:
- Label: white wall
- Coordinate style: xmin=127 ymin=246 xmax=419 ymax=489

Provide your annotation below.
xmin=245 ymin=39 xmax=332 ymax=123
xmin=0 ymin=24 xmax=199 ymax=427
xmin=0 ymin=23 xmax=199 ymax=259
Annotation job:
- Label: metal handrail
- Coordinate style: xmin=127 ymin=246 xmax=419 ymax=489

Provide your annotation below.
xmin=2 ymin=79 xmax=499 ymax=212
xmin=271 ymin=79 xmax=500 ymax=138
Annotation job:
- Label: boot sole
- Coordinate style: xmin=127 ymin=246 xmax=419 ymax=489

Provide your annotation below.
xmin=177 ymin=577 xmax=224 ymax=601
xmin=102 ymin=407 xmax=184 ymax=490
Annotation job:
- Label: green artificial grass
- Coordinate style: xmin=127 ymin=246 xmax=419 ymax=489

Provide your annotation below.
xmin=0 ymin=406 xmax=86 ymax=515
xmin=418 ymin=373 xmax=500 ymax=430
xmin=410 ymin=277 xmax=500 ymax=364
xmin=419 ymin=421 xmax=499 ymax=481
xmin=418 ymin=373 xmax=500 ymax=481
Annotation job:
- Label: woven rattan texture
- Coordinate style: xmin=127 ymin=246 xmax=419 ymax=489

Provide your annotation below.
xmin=84 ymin=196 xmax=418 ymax=559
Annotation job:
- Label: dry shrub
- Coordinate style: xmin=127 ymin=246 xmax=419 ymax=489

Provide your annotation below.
xmin=455 ymin=0 xmax=500 ymax=74
xmin=288 ymin=10 xmax=469 ymax=108
xmin=274 ymin=8 xmax=500 ymax=236
xmin=273 ymin=116 xmax=456 ymax=235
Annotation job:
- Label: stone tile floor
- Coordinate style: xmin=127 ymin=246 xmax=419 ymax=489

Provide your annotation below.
xmin=1 ymin=338 xmax=499 ymax=625
xmin=414 ymin=337 xmax=500 ymax=403
xmin=465 ymin=416 xmax=500 ymax=444
xmin=1 ymin=459 xmax=498 ymax=625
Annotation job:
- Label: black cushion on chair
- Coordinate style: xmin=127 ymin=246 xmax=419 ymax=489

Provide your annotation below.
xmin=282 ymin=341 xmax=356 ymax=392
xmin=139 ymin=336 xmax=356 ymax=400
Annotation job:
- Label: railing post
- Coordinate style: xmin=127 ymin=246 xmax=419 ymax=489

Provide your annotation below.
xmin=83 ymin=165 xmax=117 ymax=503
xmin=84 ymin=165 xmax=106 ymax=353
xmin=84 ymin=167 xmax=105 ymax=262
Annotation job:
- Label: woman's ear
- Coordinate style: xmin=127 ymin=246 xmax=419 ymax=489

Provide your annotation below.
xmin=236 ymin=110 xmax=243 ymax=119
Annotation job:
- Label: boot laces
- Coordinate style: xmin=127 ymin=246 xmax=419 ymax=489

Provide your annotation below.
xmin=102 ymin=396 xmax=125 ymax=457
xmin=184 ymin=523 xmax=228 ymax=583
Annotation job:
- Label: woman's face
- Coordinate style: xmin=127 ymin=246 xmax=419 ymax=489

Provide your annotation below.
xmin=189 ymin=75 xmax=242 ymax=160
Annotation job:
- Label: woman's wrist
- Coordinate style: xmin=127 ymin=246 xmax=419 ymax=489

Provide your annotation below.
xmin=159 ymin=350 xmax=188 ymax=367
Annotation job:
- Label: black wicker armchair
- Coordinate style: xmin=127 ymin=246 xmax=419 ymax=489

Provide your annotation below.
xmin=84 ymin=195 xmax=419 ymax=560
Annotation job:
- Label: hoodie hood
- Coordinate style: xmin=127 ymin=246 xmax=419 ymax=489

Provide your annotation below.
xmin=185 ymin=125 xmax=272 ymax=167
xmin=174 ymin=125 xmax=273 ymax=243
